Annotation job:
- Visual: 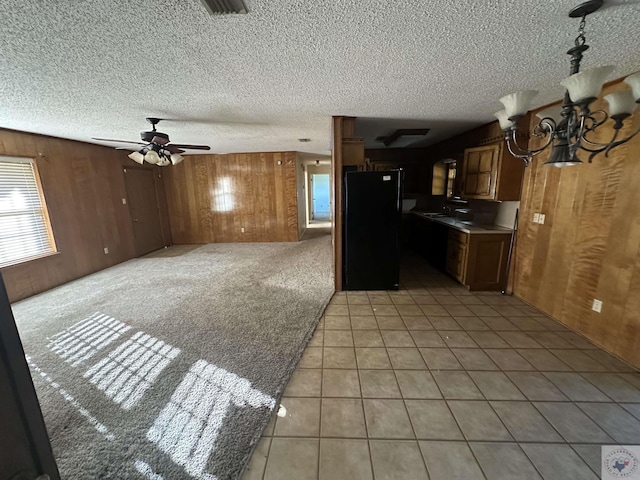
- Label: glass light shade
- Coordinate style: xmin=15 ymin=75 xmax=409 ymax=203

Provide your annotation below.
xmin=560 ymin=65 xmax=615 ymax=103
xmin=144 ymin=150 xmax=160 ymax=165
xmin=604 ymin=90 xmax=637 ymax=116
xmin=623 ymin=72 xmax=640 ymax=102
xmin=170 ymin=153 xmax=184 ymax=165
xmin=157 ymin=157 xmax=171 ymax=167
xmin=535 ymin=104 xmax=564 ymax=123
xmin=499 ymin=90 xmax=538 ymax=119
xmin=494 ymin=110 xmax=516 ymax=130
xmin=544 ymin=141 xmax=582 ymax=168
xmin=127 ymin=151 xmax=145 ymax=165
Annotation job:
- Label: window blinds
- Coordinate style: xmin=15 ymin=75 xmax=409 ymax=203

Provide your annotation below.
xmin=0 ymin=157 xmax=55 ymax=268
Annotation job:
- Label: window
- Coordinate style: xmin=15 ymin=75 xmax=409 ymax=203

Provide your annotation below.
xmin=0 ymin=156 xmax=56 ymax=268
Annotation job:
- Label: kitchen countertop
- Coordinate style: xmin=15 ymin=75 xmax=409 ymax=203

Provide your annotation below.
xmin=411 ymin=211 xmax=513 ymax=235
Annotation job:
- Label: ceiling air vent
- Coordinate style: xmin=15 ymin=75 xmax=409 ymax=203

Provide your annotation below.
xmin=200 ymin=0 xmax=248 ymax=15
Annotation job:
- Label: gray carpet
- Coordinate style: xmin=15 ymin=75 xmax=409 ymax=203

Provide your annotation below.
xmin=12 ymin=233 xmax=333 ymax=479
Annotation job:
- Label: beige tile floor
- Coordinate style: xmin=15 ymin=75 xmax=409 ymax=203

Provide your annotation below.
xmin=242 ymin=255 xmax=640 ymax=480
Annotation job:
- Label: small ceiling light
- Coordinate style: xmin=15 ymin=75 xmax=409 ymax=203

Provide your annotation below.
xmin=496 ymin=0 xmax=640 ymax=168
xmin=298 ymin=138 xmax=311 ymax=143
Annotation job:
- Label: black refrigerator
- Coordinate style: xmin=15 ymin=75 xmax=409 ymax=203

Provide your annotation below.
xmin=343 ymin=170 xmax=403 ymax=290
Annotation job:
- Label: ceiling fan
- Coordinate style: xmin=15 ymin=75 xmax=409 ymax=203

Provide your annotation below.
xmin=92 ymin=117 xmax=211 ymax=166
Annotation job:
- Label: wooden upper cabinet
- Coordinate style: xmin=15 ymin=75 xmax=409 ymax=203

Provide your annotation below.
xmin=342 ymin=138 xmax=365 ymax=168
xmin=461 ymin=145 xmax=499 ymax=199
xmin=461 ymin=144 xmax=524 ymax=201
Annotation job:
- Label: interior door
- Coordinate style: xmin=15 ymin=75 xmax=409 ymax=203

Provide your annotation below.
xmin=0 ymin=273 xmax=60 ymax=480
xmin=124 ymin=168 xmax=165 ymax=256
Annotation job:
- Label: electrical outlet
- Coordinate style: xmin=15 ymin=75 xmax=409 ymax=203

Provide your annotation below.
xmin=539 ymin=214 xmax=546 ymax=224
xmin=533 ymin=213 xmax=540 ymax=223
xmin=592 ymin=299 xmax=603 ymax=313
xmin=241 ymin=227 xmax=245 ymax=233
xmin=122 ymin=198 xmax=127 ymax=205
xmin=103 ymin=247 xmax=109 ymax=255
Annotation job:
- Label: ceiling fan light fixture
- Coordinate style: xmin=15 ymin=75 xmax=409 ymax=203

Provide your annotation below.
xmin=100 ymin=118 xmax=210 ymax=166
xmin=144 ymin=150 xmax=160 ymax=165
xmin=170 ymin=153 xmax=184 ymax=165
xmin=128 ymin=151 xmax=145 ymax=165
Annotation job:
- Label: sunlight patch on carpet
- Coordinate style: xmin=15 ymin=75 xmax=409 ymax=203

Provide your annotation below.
xmin=48 ymin=312 xmax=131 ymax=367
xmin=84 ymin=331 xmax=180 ymax=410
xmin=134 ymin=459 xmax=169 ymax=480
xmin=146 ymin=359 xmax=275 ymax=480
xmin=26 ymin=356 xmax=115 ymax=441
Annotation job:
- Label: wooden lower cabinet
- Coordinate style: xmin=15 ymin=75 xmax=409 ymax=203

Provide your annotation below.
xmin=446 ymin=230 xmax=468 ymax=284
xmin=445 ymin=230 xmax=512 ymax=291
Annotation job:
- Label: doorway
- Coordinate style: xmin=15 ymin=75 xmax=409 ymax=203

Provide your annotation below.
xmin=123 ymin=168 xmax=165 ymax=256
xmin=311 ymin=174 xmax=330 ymax=221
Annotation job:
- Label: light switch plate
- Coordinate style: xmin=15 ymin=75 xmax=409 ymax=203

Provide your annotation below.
xmin=592 ymin=299 xmax=603 ymax=313
xmin=533 ymin=213 xmax=540 ymax=223
xmin=539 ymin=214 xmax=546 ymax=224
xmin=103 ymin=247 xmax=109 ymax=255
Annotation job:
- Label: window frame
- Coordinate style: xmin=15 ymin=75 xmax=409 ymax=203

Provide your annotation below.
xmin=0 ymin=156 xmax=57 ymax=269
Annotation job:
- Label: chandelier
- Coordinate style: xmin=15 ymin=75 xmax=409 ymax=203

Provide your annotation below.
xmin=494 ymin=0 xmax=640 ymax=167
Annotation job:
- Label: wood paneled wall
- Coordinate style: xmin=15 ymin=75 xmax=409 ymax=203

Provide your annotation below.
xmin=0 ymin=128 xmax=168 ymax=302
xmin=513 ymin=80 xmax=640 ymax=368
xmin=164 ymin=152 xmax=299 ymax=243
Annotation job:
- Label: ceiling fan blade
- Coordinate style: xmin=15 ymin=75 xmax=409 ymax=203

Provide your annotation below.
xmin=92 ymin=137 xmax=145 ymax=145
xmin=169 ymin=144 xmax=211 ymax=150
xmin=165 ymin=145 xmax=185 ymax=154
xmin=151 ymin=135 xmax=170 ymax=146
xmin=115 ymin=147 xmax=139 ymax=151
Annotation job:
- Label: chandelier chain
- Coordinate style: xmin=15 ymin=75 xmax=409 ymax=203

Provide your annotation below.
xmin=575 ymin=15 xmax=587 ymax=47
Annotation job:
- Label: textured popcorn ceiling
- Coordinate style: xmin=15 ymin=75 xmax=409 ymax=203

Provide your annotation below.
xmin=1 ymin=0 xmax=639 ymax=155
